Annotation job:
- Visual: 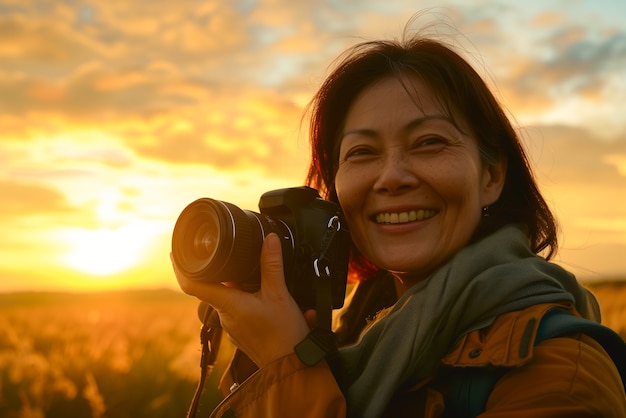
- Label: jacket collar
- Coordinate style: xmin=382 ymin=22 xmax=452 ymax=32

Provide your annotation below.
xmin=442 ymin=302 xmax=575 ymax=368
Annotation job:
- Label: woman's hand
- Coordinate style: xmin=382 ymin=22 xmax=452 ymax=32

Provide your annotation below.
xmin=172 ymin=233 xmax=310 ymax=368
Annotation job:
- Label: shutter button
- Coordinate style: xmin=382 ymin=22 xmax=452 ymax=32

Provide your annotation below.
xmin=469 ymin=349 xmax=482 ymax=358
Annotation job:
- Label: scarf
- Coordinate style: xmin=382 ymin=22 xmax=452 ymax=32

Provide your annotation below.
xmin=337 ymin=224 xmax=600 ymax=417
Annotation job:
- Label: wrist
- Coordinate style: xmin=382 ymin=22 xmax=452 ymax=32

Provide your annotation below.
xmin=294 ymin=327 xmax=338 ymax=367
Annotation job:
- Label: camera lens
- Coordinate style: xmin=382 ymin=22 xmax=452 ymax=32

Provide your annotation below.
xmin=191 ymin=210 xmax=220 ymax=261
xmin=172 ymin=198 xmax=259 ymax=282
xmin=172 ymin=198 xmax=291 ymax=288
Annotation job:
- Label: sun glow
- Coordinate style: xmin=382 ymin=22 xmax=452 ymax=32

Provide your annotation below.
xmin=63 ymin=224 xmax=156 ymax=276
xmin=59 ymin=186 xmax=168 ymax=277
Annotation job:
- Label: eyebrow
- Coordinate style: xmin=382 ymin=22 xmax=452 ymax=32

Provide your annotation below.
xmin=341 ymin=115 xmax=459 ymax=139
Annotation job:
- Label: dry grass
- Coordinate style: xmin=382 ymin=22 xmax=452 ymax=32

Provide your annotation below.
xmin=0 ymin=290 xmax=228 ymax=418
xmin=586 ymin=281 xmax=626 ymax=340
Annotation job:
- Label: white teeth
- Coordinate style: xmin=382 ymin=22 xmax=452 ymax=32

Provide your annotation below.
xmin=375 ymin=209 xmax=437 ymax=224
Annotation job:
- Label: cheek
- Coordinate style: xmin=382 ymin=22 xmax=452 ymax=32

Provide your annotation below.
xmin=428 ymin=162 xmax=482 ymax=227
xmin=334 ymin=167 xmax=357 ymax=211
xmin=440 ymin=172 xmax=485 ymax=239
xmin=335 ymin=167 xmax=367 ymax=233
xmin=438 ymin=161 xmax=481 ymax=202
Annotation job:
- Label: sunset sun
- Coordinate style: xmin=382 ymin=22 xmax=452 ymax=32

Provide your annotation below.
xmin=63 ymin=226 xmax=152 ymax=276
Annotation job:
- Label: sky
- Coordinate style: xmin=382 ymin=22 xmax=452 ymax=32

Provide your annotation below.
xmin=1 ymin=0 xmax=625 ymax=293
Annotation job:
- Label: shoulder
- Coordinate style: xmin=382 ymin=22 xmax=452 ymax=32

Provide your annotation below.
xmin=486 ymin=334 xmax=626 ymax=416
xmin=442 ymin=302 xmax=626 ymax=416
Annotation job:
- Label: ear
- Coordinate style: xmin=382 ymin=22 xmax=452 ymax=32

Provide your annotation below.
xmin=480 ymin=153 xmax=507 ymax=207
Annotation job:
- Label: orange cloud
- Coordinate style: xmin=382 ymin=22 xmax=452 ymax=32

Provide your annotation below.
xmin=532 ymin=12 xmax=566 ymax=26
xmin=93 ymin=71 xmax=147 ymax=92
xmin=0 ymin=180 xmax=74 ymax=216
xmin=605 ymin=154 xmax=626 ymax=177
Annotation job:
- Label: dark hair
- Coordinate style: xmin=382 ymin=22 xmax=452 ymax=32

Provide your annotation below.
xmin=304 ymin=36 xmax=558 ymax=279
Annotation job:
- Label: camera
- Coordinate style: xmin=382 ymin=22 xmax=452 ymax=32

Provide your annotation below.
xmin=171 ymin=186 xmax=350 ymax=310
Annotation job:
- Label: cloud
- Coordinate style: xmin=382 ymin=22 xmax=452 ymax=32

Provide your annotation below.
xmin=522 ymin=124 xmax=626 ymax=182
xmin=498 ymin=25 xmax=626 ymax=119
xmin=531 ymin=11 xmax=566 ymax=26
xmin=540 ymin=29 xmax=626 ymax=93
xmin=0 ymin=59 xmax=204 ymax=118
xmin=0 ymin=13 xmax=117 ymax=67
xmin=0 ymin=1 xmax=270 ymax=116
xmin=559 ymin=242 xmax=626 ymax=281
xmin=605 ymin=154 xmax=626 ymax=177
xmin=130 ymin=91 xmax=308 ymax=172
xmin=0 ymin=180 xmax=73 ymax=216
xmin=520 ymin=125 xmax=626 ymax=259
xmin=0 ymin=0 xmax=331 ymax=183
xmin=515 ymin=122 xmax=626 ymax=279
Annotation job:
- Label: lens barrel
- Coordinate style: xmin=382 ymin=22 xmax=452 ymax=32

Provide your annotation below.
xmin=171 ymin=198 xmax=267 ymax=286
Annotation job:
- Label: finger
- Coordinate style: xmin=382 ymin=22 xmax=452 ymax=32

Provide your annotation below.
xmin=192 ymin=280 xmax=247 ymax=314
xmin=259 ymin=233 xmax=288 ymax=296
xmin=171 ymin=252 xmax=243 ymax=312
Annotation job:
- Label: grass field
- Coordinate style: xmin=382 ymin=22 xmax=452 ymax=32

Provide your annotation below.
xmin=1 ymin=282 xmax=624 ymax=417
xmin=586 ymin=281 xmax=626 ymax=339
xmin=0 ymin=289 xmax=231 ymax=418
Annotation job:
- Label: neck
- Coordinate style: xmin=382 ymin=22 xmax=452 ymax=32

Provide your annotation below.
xmin=391 ymin=270 xmax=433 ymax=296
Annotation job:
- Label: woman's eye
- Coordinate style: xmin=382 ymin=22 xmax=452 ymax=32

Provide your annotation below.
xmin=413 ymin=136 xmax=447 ymax=151
xmin=344 ymin=147 xmax=374 ymax=160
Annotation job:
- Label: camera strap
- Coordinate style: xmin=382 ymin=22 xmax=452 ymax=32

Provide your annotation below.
xmin=294 ymin=215 xmax=341 ymax=367
xmin=187 ymin=306 xmax=222 ymax=418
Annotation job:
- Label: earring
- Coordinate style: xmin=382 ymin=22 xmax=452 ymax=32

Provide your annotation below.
xmin=482 ymin=206 xmax=490 ymax=218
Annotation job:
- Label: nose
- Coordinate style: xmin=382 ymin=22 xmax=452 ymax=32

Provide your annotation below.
xmin=373 ymin=151 xmax=419 ymax=194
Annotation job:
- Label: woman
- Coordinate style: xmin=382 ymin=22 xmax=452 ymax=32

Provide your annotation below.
xmin=174 ymin=35 xmax=626 ymax=417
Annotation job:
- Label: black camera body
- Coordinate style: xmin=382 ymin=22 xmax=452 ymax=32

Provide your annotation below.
xmin=171 ymin=186 xmax=350 ymax=310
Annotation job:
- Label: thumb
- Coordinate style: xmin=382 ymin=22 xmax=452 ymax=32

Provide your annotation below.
xmin=260 ymin=233 xmax=288 ymax=296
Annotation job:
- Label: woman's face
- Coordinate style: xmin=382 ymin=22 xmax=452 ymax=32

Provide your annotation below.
xmin=335 ymin=75 xmax=505 ymax=287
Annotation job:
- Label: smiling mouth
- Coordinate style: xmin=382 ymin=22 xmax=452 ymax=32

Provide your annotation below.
xmin=375 ymin=209 xmax=438 ymax=224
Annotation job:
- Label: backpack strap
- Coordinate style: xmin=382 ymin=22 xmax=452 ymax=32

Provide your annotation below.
xmin=536 ymin=309 xmax=626 ymax=386
xmin=442 ymin=365 xmax=508 ymax=418
xmin=444 ymin=309 xmax=626 ymax=418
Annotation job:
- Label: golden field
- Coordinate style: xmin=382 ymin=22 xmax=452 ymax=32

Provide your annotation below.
xmin=0 ymin=290 xmax=231 ymax=418
xmin=1 ymin=282 xmax=624 ymax=418
xmin=586 ymin=281 xmax=626 ymax=340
